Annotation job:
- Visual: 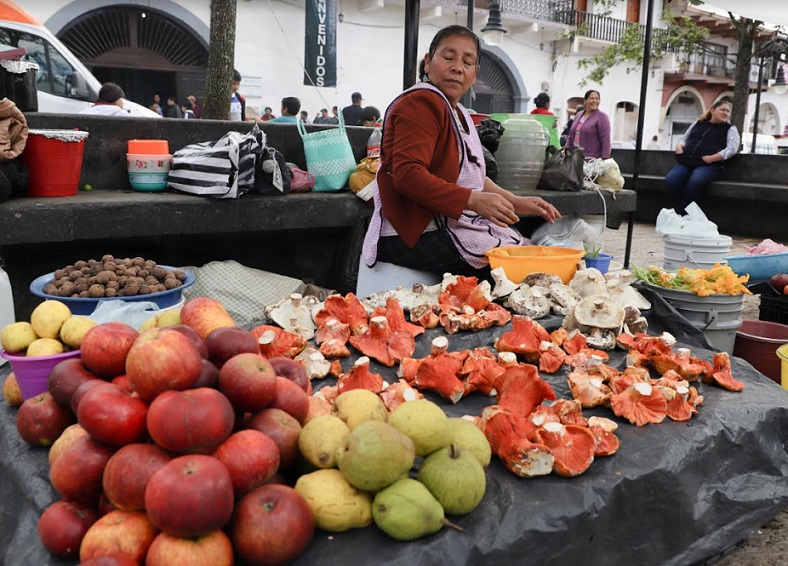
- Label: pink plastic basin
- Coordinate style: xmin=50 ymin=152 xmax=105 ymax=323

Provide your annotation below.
xmin=733 ymin=320 xmax=788 ymax=384
xmin=0 ymin=349 xmax=81 ymax=400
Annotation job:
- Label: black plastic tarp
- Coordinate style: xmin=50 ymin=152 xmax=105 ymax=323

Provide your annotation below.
xmin=2 ymin=288 xmax=788 ymax=566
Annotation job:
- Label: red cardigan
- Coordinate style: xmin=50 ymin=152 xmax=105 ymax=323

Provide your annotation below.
xmin=377 ymin=89 xmax=473 ymax=248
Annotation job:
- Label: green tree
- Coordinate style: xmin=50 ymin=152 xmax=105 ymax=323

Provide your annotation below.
xmin=202 ymin=0 xmax=237 ymax=120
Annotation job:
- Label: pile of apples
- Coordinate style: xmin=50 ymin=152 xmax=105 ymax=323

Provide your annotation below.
xmin=18 ymin=296 xmax=318 ymax=565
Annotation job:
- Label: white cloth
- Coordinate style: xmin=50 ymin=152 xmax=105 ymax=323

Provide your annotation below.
xmin=79 ymin=104 xmax=134 ymax=117
xmin=230 ymin=93 xmax=243 ymax=121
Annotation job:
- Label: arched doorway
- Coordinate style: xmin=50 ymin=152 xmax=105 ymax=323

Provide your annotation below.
xmin=470 ymin=51 xmax=515 ymax=114
xmin=665 ymin=89 xmax=703 ymax=149
xmin=56 ymin=5 xmax=208 ymax=109
xmin=751 ymin=102 xmax=779 ymax=134
xmin=613 ymin=101 xmax=638 ymax=143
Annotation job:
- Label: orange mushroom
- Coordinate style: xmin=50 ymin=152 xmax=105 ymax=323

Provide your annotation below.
xmin=568 ymin=372 xmax=612 ymax=408
xmin=315 ymin=293 xmax=369 ymax=335
xmin=482 ymin=406 xmax=554 ymax=478
xmin=704 ymin=352 xmax=745 ymax=392
xmin=315 ymin=317 xmax=351 ymax=346
xmin=379 ymin=296 xmax=425 ymax=338
xmin=562 ymin=331 xmax=588 ymax=355
xmin=461 ymin=350 xmax=504 ymax=396
xmin=410 ymin=304 xmax=440 ymax=329
xmin=328 ymin=359 xmax=344 ymax=378
xmin=587 ymin=416 xmax=620 ymax=457
xmin=348 ymin=316 xmax=415 ymax=367
xmin=665 ymin=384 xmax=697 ymax=421
xmin=414 ymin=352 xmax=466 ymax=404
xmin=497 ymin=364 xmax=556 ymax=418
xmin=610 ymin=382 xmax=668 ymax=426
xmin=438 ymin=276 xmax=490 ymax=312
xmin=336 ymin=357 xmax=385 ymax=394
xmin=539 ymin=341 xmax=567 ymax=374
xmin=544 ymin=398 xmax=588 ymax=427
xmin=252 ymin=325 xmax=308 ymax=359
xmin=319 ymin=338 xmax=351 ymax=358
xmin=494 ymin=316 xmax=543 ymax=362
xmin=535 ymin=422 xmax=597 ymax=477
xmin=379 ymin=379 xmax=423 ymax=412
xmin=550 ymin=327 xmax=568 ymax=347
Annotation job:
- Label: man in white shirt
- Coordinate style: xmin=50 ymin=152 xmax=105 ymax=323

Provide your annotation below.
xmin=79 ymin=83 xmax=138 ymax=116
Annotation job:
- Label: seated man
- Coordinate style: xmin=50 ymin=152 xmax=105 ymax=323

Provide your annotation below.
xmin=79 ymin=82 xmax=137 ymax=116
xmin=268 ymin=97 xmax=300 ymax=123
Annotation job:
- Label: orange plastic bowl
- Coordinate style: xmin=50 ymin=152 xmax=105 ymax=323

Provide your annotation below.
xmin=128 ymin=139 xmax=169 ymax=155
xmin=485 ymin=245 xmax=584 ymax=284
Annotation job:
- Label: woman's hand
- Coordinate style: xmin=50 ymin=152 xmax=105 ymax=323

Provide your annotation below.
xmin=701 ymin=153 xmax=722 ymax=164
xmin=514 ymin=196 xmax=561 ymax=224
xmin=675 ymin=144 xmax=684 ymax=155
xmin=466 ymin=191 xmax=519 ymax=227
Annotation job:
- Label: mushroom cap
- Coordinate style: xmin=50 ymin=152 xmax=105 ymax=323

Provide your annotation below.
xmin=573 ymin=294 xmax=625 ymax=329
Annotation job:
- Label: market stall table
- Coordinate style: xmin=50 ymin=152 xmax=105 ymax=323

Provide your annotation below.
xmin=1 ymin=290 xmax=788 ymax=566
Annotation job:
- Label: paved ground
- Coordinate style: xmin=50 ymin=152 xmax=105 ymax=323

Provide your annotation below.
xmin=603 ymin=220 xmax=786 ymax=566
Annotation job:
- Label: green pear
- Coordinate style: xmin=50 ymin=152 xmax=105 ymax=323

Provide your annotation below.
xmin=417 ymin=444 xmax=487 ymax=515
xmin=295 ymin=469 xmax=372 ymax=532
xmin=298 ymin=414 xmax=350 ymax=468
xmin=387 ymin=399 xmax=451 ymax=457
xmin=332 ymin=389 xmax=388 ymax=430
xmin=336 ymin=421 xmax=415 ymax=492
xmin=446 ymin=417 xmax=492 ymax=468
xmin=372 ymin=478 xmax=460 ymax=541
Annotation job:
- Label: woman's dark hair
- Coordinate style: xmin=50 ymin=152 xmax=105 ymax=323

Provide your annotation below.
xmin=359 ymin=106 xmax=381 ymax=123
xmin=583 ymin=90 xmax=600 ymax=101
xmin=281 ymin=96 xmax=301 ymax=115
xmin=97 ymin=82 xmax=124 ymax=103
xmin=700 ymin=98 xmax=732 ymax=121
xmin=534 ymin=92 xmax=550 ymax=109
xmin=418 ymin=25 xmax=480 ymax=81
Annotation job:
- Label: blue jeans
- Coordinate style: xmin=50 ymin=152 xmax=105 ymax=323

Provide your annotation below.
xmin=664 ymin=162 xmax=724 ymax=215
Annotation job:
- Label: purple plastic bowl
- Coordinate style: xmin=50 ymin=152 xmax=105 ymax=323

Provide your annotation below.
xmin=0 ymin=349 xmax=81 ymax=400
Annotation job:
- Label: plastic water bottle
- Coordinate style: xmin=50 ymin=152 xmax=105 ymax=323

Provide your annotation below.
xmin=366 ymin=127 xmax=382 ymax=158
xmin=0 ymin=260 xmax=14 ymax=366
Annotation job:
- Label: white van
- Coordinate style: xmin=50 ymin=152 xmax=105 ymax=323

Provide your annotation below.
xmin=0 ymin=1 xmax=158 ymax=117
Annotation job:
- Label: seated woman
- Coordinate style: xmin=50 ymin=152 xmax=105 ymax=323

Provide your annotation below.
xmin=79 ymin=82 xmax=136 ymax=116
xmin=361 ymin=25 xmax=560 ymax=279
xmin=665 ymin=99 xmax=739 ymax=215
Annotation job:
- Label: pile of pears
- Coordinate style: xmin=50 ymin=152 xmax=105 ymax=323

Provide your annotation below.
xmin=295 ymin=389 xmax=491 ymax=541
xmin=1 ymin=300 xmax=96 ymax=356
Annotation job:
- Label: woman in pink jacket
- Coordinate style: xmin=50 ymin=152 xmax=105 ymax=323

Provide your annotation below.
xmin=566 ymin=90 xmax=611 ymax=159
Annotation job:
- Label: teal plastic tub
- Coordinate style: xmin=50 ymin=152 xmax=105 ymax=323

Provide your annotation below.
xmin=725 ymin=252 xmax=788 ymax=281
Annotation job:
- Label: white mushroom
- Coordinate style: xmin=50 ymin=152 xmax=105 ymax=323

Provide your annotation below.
xmin=569 ymin=268 xmax=609 ymax=299
xmin=523 ymin=272 xmax=563 ymax=288
xmin=441 ymin=272 xmax=459 ymax=291
xmin=265 ymin=293 xmax=318 ymax=340
xmin=506 ymin=285 xmax=551 ymax=319
xmin=548 ymin=282 xmax=581 ymax=316
xmin=623 ymin=305 xmax=648 ymax=335
xmin=573 ymin=294 xmax=625 ymax=331
xmin=490 ymin=266 xmax=518 ymax=299
xmin=294 ymin=348 xmax=332 ymax=380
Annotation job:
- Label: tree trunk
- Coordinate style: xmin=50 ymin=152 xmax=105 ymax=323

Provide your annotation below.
xmin=730 ymin=16 xmax=758 ymax=140
xmin=202 ymin=0 xmax=237 ymax=120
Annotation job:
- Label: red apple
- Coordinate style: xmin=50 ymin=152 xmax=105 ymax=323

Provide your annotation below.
xmin=111 ymin=374 xmax=135 ymax=395
xmin=38 ymin=499 xmax=99 ymax=558
xmin=77 ymin=383 xmax=149 ymax=446
xmin=103 ymin=443 xmax=172 ymax=511
xmin=205 ymin=326 xmax=260 ymax=369
xmin=212 ymin=430 xmax=280 ymax=498
xmin=270 ymin=376 xmax=310 ymax=424
xmin=50 ymin=435 xmax=115 ymax=503
xmin=193 ymin=359 xmax=220 ymax=389
xmin=80 ymin=556 xmax=138 ymax=566
xmin=70 ymin=378 xmax=105 ymax=415
xmin=269 ymin=357 xmax=310 ymax=392
xmin=245 ymin=408 xmax=302 ymax=470
xmin=47 ymin=357 xmax=99 ymax=407
xmin=147 ymin=388 xmax=234 ymax=453
xmin=146 ymin=530 xmax=233 ymax=566
xmin=305 ymin=396 xmax=332 ymax=423
xmin=218 ymin=353 xmax=277 ymax=413
xmin=145 ymin=455 xmax=234 ymax=537
xmin=125 ymin=327 xmax=203 ymax=401
xmin=49 ymin=423 xmax=88 ymax=466
xmin=180 ymin=296 xmax=236 ymax=339
xmin=16 ymin=392 xmax=75 ymax=447
xmin=231 ymin=484 xmax=314 ymax=565
xmin=98 ymin=492 xmax=119 ymax=517
xmin=79 ymin=510 xmax=158 ymax=564
xmin=161 ymin=324 xmax=209 ymax=359
xmin=80 ymin=322 xmax=139 ymax=378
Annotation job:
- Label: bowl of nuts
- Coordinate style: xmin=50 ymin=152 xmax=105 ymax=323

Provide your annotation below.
xmin=29 ymin=255 xmax=195 ymax=316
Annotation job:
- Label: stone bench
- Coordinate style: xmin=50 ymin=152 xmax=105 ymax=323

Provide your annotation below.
xmin=0 ymin=114 xmax=635 ymax=318
xmin=612 ymin=149 xmax=788 ymax=239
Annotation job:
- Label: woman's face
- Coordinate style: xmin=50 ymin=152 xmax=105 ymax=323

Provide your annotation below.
xmin=424 ymin=34 xmax=479 ymax=106
xmin=710 ymin=103 xmax=731 ymax=123
xmin=585 ymin=92 xmax=600 ymax=112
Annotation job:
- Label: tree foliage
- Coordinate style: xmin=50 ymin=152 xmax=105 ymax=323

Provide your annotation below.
xmin=203 ymin=0 xmax=237 ymax=120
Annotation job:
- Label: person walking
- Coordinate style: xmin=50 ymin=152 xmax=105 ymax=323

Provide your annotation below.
xmin=566 ymin=90 xmax=611 ymax=159
xmin=163 ymin=95 xmax=182 ymax=118
xmin=361 ymin=25 xmax=560 ymax=278
xmin=342 ymin=92 xmax=363 ymax=126
xmin=664 ymin=99 xmax=739 ymax=215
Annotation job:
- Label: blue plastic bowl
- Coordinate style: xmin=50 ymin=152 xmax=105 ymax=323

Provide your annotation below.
xmin=725 ymin=251 xmax=788 ymax=281
xmin=29 ymin=266 xmax=195 ymax=316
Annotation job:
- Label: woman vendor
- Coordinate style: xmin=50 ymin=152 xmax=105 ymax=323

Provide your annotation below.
xmin=361 ymin=25 xmax=560 ymax=278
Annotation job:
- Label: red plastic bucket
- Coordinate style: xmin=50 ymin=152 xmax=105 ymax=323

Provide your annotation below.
xmin=23 ymin=129 xmax=89 ymax=197
xmin=733 ymin=319 xmax=788 ymax=384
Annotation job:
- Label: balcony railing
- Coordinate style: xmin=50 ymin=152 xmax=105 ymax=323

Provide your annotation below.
xmin=426 ymin=0 xmax=574 ymax=25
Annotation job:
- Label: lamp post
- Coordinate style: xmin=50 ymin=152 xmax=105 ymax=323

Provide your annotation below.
xmin=481 ymin=0 xmax=507 ymax=47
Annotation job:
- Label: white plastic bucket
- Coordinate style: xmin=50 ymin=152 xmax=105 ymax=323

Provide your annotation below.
xmin=0 ymin=265 xmax=14 ymax=367
xmin=663 ymin=234 xmax=732 ymax=271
